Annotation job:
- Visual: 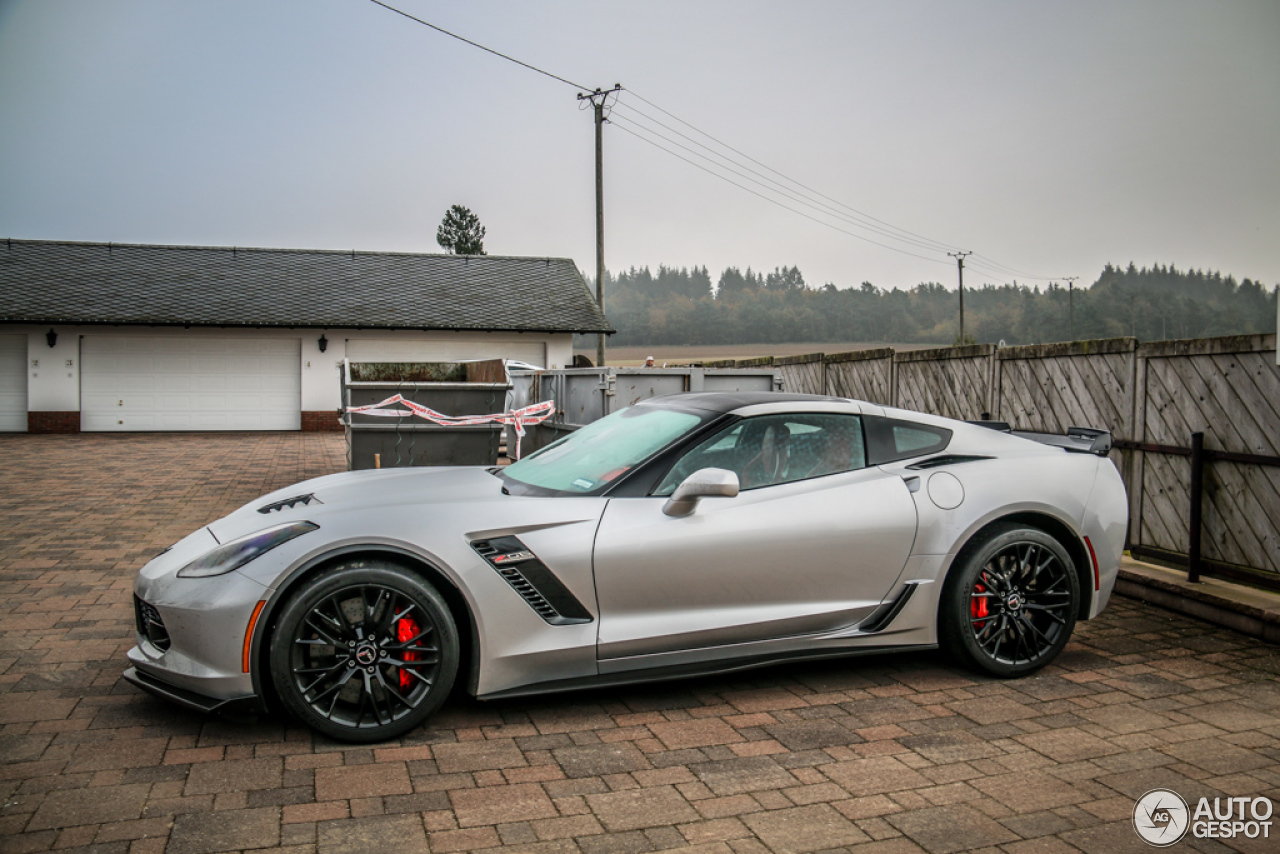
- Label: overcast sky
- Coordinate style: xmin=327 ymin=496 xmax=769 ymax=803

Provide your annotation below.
xmin=1 ymin=0 xmax=1277 ymax=293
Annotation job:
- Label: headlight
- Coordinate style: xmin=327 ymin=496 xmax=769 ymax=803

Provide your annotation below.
xmin=177 ymin=522 xmax=319 ymax=578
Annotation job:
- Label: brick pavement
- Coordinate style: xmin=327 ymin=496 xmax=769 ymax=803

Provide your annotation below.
xmin=1 ymin=432 xmax=1278 ymax=854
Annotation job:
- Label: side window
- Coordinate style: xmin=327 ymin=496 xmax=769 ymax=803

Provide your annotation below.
xmin=893 ymin=424 xmax=945 ymax=454
xmin=654 ymin=413 xmax=865 ymax=495
xmin=865 ymin=416 xmax=952 ymax=463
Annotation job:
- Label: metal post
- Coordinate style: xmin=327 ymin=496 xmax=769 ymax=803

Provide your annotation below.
xmin=949 ymin=251 xmax=971 ymax=343
xmin=1064 ymin=276 xmax=1078 ymax=341
xmin=594 ymin=96 xmax=606 ymax=368
xmin=1188 ymin=431 xmax=1204 ymax=583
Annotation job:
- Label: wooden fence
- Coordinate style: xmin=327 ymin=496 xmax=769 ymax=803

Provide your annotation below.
xmin=727 ymin=334 xmax=1280 ymax=586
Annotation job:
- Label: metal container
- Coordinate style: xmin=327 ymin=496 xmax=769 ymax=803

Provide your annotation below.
xmin=342 ymin=360 xmax=512 ymax=470
xmin=505 ymin=366 xmax=781 ymax=455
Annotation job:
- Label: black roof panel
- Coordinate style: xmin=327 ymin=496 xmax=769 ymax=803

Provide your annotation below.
xmin=638 ymin=391 xmax=847 ymax=414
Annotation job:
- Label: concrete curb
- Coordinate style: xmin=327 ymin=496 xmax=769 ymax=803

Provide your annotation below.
xmin=1114 ymin=555 xmax=1280 ymax=643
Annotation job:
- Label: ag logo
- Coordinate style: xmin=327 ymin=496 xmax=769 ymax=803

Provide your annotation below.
xmin=1134 ymin=788 xmax=1190 ymax=846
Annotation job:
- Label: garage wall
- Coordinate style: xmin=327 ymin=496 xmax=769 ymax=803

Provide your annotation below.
xmin=0 ymin=326 xmax=576 ymax=432
xmin=0 ymin=334 xmax=27 ymax=432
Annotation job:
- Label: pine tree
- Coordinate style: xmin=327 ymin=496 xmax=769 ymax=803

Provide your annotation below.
xmin=436 ymin=205 xmax=487 ymax=255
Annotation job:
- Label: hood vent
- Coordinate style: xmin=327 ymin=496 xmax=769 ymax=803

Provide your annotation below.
xmin=258 ymin=493 xmax=320 ymax=514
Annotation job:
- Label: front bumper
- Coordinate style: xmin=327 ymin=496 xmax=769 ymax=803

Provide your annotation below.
xmin=126 ymin=528 xmax=276 ymax=710
xmin=122 ymin=665 xmax=264 ymax=715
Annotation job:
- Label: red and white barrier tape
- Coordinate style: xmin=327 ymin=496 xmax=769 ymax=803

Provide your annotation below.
xmin=345 ymin=395 xmax=555 ymax=460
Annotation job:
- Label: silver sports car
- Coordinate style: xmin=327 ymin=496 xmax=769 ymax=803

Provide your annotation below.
xmin=125 ymin=392 xmax=1127 ymax=742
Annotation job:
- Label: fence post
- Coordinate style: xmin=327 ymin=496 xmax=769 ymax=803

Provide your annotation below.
xmin=1188 ymin=431 xmax=1204 ymax=583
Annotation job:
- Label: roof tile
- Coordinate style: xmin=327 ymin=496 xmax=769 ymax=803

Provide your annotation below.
xmin=0 ymin=239 xmax=613 ymax=334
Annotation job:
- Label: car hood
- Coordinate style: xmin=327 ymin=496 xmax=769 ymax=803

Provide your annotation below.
xmin=206 ymin=466 xmax=508 ymax=544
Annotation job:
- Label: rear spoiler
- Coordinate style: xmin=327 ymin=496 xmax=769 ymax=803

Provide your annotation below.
xmin=969 ymin=421 xmax=1113 ymax=457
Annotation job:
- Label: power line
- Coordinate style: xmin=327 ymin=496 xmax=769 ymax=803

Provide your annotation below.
xmin=610 ymin=105 xmax=958 ymax=256
xmin=366 ymin=0 xmax=590 ymax=91
xmin=612 ymin=122 xmax=953 ymax=268
xmin=609 ymin=113 xmax=955 ymax=256
xmin=368 ymin=2 xmax=1069 ymax=285
xmin=624 ymin=90 xmax=965 ymax=255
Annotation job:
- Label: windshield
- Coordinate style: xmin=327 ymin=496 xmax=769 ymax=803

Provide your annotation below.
xmin=502 ymin=405 xmax=709 ymax=494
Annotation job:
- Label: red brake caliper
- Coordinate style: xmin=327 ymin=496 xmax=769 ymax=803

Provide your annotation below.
xmin=397 ymin=616 xmax=420 ymax=692
xmin=971 ymin=582 xmax=989 ymax=628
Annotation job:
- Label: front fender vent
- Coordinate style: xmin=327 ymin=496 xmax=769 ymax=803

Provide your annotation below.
xmin=471 ymin=537 xmax=592 ymax=626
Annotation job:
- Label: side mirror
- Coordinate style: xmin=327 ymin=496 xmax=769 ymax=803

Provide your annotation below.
xmin=662 ymin=468 xmax=740 ymax=517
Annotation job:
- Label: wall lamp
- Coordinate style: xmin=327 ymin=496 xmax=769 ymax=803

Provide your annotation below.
xmin=45 ymin=328 xmax=57 ymax=348
xmin=317 ymin=334 xmax=328 ymax=353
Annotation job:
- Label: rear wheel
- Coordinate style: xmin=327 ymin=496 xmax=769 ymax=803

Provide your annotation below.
xmin=939 ymin=526 xmax=1079 ymax=677
xmin=269 ymin=561 xmax=459 ymax=742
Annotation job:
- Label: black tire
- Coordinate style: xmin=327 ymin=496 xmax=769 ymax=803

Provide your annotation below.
xmin=939 ymin=525 xmax=1079 ymax=677
xmin=269 ymin=560 xmax=459 ymax=742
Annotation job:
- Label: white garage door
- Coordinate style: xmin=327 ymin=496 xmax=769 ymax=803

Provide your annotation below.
xmin=346 ymin=338 xmax=545 ymax=366
xmin=0 ymin=335 xmax=27 ymax=432
xmin=82 ymin=337 xmax=301 ymax=431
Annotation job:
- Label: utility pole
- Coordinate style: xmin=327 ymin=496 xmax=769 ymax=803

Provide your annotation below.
xmin=578 ymin=85 xmax=622 ymax=367
xmin=1063 ymin=276 xmax=1078 ymax=341
xmin=948 ymin=251 xmax=972 ymax=344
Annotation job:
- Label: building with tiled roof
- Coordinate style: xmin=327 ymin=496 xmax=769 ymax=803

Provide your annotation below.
xmin=0 ymin=239 xmax=612 ymax=432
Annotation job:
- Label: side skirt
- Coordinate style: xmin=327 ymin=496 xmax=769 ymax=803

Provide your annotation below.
xmin=476 ymin=643 xmax=937 ymax=701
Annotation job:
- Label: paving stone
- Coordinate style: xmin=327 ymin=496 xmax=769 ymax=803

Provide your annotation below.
xmin=450 ymin=782 xmax=558 ymax=827
xmin=587 ymin=785 xmax=700 ymax=832
xmin=762 ymin=718 xmax=861 ymax=751
xmin=649 ymin=719 xmax=745 ymax=750
xmin=433 ymin=738 xmax=529 ymax=773
xmin=841 ymin=696 xmax=936 ymax=726
xmin=689 ymin=756 xmax=798 ymax=796
xmin=316 ymin=814 xmax=429 ymax=854
xmin=1181 ymin=701 xmax=1280 ymax=733
xmin=1095 ymin=765 xmax=1227 ymax=803
xmin=969 ymin=770 xmax=1092 ymax=812
xmin=183 ymin=757 xmax=283 ymax=795
xmin=1014 ymin=729 xmax=1123 ymax=763
xmin=822 ymin=756 xmax=932 ymax=797
xmin=314 ymin=761 xmax=411 ymax=801
xmin=742 ymin=803 xmax=869 ymax=853
xmin=554 ymin=742 xmax=651 ymax=778
xmin=1074 ymin=704 xmax=1173 ymax=735
xmin=946 ymin=696 xmax=1040 ymax=726
xmin=26 ymin=783 xmax=151 ymax=831
xmin=167 ymin=806 xmax=280 ymax=854
xmin=887 ymin=804 xmax=1019 ymax=854
xmin=896 ymin=730 xmax=991 ymax=764
xmin=997 ymin=809 xmax=1078 ymax=839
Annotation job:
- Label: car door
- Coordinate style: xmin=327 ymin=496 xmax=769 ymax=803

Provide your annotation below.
xmin=592 ymin=412 xmax=918 ymax=664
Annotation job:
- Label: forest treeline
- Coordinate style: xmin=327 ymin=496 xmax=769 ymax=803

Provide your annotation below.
xmin=578 ymin=262 xmax=1277 ymax=347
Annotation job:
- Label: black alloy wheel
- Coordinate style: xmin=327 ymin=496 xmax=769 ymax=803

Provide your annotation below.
xmin=939 ymin=525 xmax=1079 ymax=677
xmin=270 ymin=561 xmax=459 ymax=742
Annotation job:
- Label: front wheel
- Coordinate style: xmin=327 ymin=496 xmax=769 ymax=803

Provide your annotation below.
xmin=269 ymin=561 xmax=460 ymax=742
xmin=939 ymin=526 xmax=1079 ymax=677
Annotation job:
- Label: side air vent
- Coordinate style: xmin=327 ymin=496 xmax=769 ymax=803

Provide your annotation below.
xmin=859 ymin=582 xmax=920 ymax=634
xmin=907 ymin=455 xmax=993 ymax=470
xmin=470 ymin=537 xmax=593 ymax=625
xmin=258 ymin=493 xmax=320 ymax=514
xmin=134 ymin=595 xmax=171 ymax=651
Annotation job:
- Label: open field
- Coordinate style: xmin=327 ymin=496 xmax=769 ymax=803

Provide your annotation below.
xmin=577 ymin=341 xmax=932 ymax=367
